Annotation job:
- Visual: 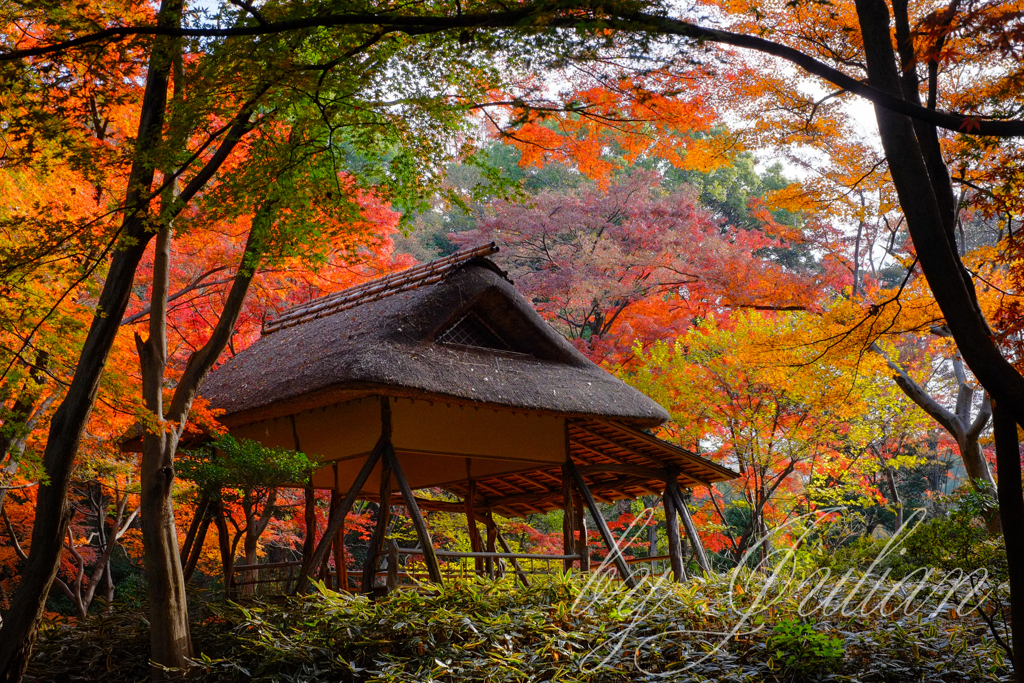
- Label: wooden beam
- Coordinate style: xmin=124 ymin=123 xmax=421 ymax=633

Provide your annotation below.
xmin=485 ymin=514 xmax=497 ymax=578
xmin=486 ymin=516 xmax=530 ymax=588
xmin=566 ymin=457 xmax=636 ymax=589
xmin=561 ymin=462 xmax=575 ymax=572
xmin=301 ymin=482 xmax=316 ymax=568
xmin=386 ymin=539 xmax=400 ymax=591
xmin=362 ymin=451 xmax=393 ymax=593
xmin=572 ymin=422 xmax=666 ymax=469
xmin=465 ymin=478 xmax=483 ymax=574
xmin=381 ymin=495 xmax=474 ymax=514
xmin=594 ymin=420 xmax=728 ymax=486
xmin=668 ymin=482 xmax=711 ymax=574
xmin=385 ymin=443 xmax=444 ymax=585
xmin=576 ymin=464 xmax=668 ymax=481
xmin=336 ymin=518 xmax=348 ymax=591
xmin=664 ymin=478 xmax=686 ymax=583
xmin=294 ymin=433 xmax=385 ymax=593
xmin=568 ymin=437 xmax=637 ymax=468
xmin=483 ymin=489 xmax=561 ymax=509
xmin=574 ymin=493 xmax=589 ymax=573
xmin=329 ymin=486 xmax=345 ymax=591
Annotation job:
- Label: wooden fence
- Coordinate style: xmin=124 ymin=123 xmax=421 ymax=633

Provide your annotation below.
xmin=230 ymin=547 xmax=676 ymax=597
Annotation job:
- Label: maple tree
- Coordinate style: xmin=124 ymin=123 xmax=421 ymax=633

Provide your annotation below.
xmin=1 ymin=0 xmax=1024 ymax=678
xmin=459 ymin=166 xmax=833 ymax=365
xmin=0 ymin=0 xmax=565 ymax=673
xmin=630 ymin=311 xmax=927 ymax=562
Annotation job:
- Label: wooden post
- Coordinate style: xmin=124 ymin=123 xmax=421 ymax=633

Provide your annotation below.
xmin=465 ymin=478 xmax=484 ymax=575
xmin=485 ymin=516 xmax=497 ymax=578
xmin=664 ymin=477 xmax=686 ymax=583
xmin=386 ymin=539 xmax=400 ymax=592
xmin=294 ymin=397 xmax=390 ymax=594
xmin=561 ymin=463 xmax=576 ymax=572
xmin=301 ymin=482 xmax=316 ymax=567
xmin=385 ymin=443 xmax=444 ymax=584
xmin=492 ymin=519 xmax=530 ymax=587
xmin=318 ymin=543 xmax=332 ymax=583
xmin=329 ymin=486 xmax=345 ymax=591
xmin=668 ymin=484 xmax=711 ymax=574
xmin=574 ymin=494 xmax=590 ymax=573
xmin=362 ymin=453 xmax=392 ymax=594
xmin=566 ymin=458 xmax=636 ymax=588
xmin=335 ymin=519 xmax=348 ymax=591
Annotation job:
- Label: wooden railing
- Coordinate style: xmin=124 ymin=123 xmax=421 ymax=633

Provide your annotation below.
xmin=380 ymin=547 xmax=581 ymax=588
xmin=230 ymin=550 xmax=674 ymax=596
xmin=230 ymin=560 xmax=304 ymax=596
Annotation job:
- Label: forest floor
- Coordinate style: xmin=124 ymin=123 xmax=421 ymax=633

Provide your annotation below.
xmin=26 ymin=572 xmax=1013 ymax=682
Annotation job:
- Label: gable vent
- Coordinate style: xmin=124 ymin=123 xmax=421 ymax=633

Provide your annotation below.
xmin=437 ymin=313 xmax=511 ymax=351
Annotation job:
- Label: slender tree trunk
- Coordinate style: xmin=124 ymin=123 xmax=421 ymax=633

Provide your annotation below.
xmin=301 ymin=484 xmax=316 ymax=566
xmin=137 ymin=202 xmax=268 ymax=674
xmin=0 ymin=354 xmax=50 ymax=517
xmin=182 ymin=515 xmax=212 ymax=583
xmin=179 ymin=494 xmax=210 ymax=567
xmin=0 ymin=2 xmax=180 ymax=675
xmin=993 ymin=400 xmax=1024 ymax=682
xmin=211 ymin=500 xmax=234 ymax=597
xmin=138 ymin=226 xmax=193 ymax=674
xmin=854 ymin=0 xmax=1024 ymax=673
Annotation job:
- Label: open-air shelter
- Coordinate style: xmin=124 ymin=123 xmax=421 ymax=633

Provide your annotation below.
xmin=201 ymin=243 xmax=736 ymax=592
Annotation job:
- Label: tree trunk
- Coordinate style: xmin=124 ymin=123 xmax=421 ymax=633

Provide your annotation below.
xmin=138 ymin=224 xmax=193 ymax=675
xmin=182 ymin=515 xmax=212 ymax=583
xmin=854 ymin=0 xmax=1024 ymax=673
xmin=211 ymin=500 xmax=235 ymax=597
xmin=0 ymin=1 xmax=181 ymax=674
xmin=993 ymin=400 xmax=1024 ymax=681
xmin=137 ymin=197 xmax=267 ymax=674
xmin=140 ymin=430 xmax=193 ymax=673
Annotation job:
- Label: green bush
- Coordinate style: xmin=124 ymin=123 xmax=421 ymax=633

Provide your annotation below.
xmin=26 ymin=573 xmax=1013 ymax=682
xmin=766 ymin=618 xmax=844 ymax=677
xmin=810 ymin=490 xmax=1006 ymax=583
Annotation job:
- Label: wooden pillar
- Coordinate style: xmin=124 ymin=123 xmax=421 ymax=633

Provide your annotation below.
xmin=574 ymin=493 xmax=590 ymax=573
xmin=386 ymin=539 xmax=400 ymax=592
xmin=566 ymin=457 xmax=636 ymax=588
xmin=328 ymin=482 xmax=346 ymax=590
xmin=362 ymin=454 xmax=392 ymax=594
xmin=294 ymin=397 xmax=389 ymax=594
xmin=664 ymin=478 xmax=686 ymax=583
xmin=301 ymin=481 xmax=316 ymax=566
xmin=561 ymin=463 xmax=576 ymax=572
xmin=465 ymin=477 xmax=484 ymax=575
xmin=385 ymin=442 xmax=443 ymax=584
xmin=485 ymin=515 xmax=497 ymax=578
xmin=668 ymin=484 xmax=711 ymax=574
xmin=335 ymin=519 xmax=348 ymax=591
xmin=493 ymin=520 xmax=530 ymax=587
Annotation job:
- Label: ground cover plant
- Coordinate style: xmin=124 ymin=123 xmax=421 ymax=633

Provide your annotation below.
xmin=25 ymin=570 xmax=1012 ymax=683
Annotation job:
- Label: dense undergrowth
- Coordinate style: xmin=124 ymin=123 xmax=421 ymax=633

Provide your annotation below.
xmin=25 ymin=568 xmax=1012 ymax=683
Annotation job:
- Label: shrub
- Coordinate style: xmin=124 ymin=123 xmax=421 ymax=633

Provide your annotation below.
xmin=766 ymin=618 xmax=844 ymax=678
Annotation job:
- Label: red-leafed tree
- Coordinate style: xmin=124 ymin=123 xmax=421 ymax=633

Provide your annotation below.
xmin=463 ymin=170 xmax=834 ymax=364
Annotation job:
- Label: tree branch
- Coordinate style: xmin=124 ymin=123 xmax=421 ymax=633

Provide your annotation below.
xmin=6 ymin=5 xmax=1021 ymax=136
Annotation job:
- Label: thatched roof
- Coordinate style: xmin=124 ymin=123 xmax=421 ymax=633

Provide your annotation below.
xmin=202 ymin=244 xmax=670 ymax=427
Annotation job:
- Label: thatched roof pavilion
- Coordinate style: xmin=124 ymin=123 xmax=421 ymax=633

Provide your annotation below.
xmin=202 ymin=244 xmax=735 ymax=591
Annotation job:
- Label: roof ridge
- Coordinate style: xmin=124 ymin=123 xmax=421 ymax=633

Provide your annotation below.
xmin=262 ymin=242 xmax=499 ymax=335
